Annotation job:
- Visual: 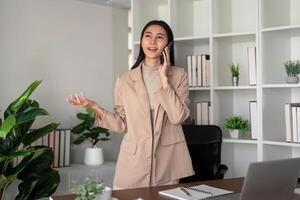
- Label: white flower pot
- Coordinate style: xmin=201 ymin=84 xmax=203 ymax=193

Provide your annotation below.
xmin=229 ymin=129 xmax=239 ymax=138
xmin=96 ymin=187 xmax=112 ymax=200
xmin=286 ymin=76 xmax=299 ymax=84
xmin=84 ymin=147 xmax=104 ymax=165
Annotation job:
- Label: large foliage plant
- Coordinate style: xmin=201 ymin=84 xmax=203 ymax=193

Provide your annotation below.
xmin=0 ymin=80 xmax=60 ymax=200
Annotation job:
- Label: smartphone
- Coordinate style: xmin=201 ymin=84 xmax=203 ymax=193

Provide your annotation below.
xmin=160 ymin=41 xmax=173 ymax=64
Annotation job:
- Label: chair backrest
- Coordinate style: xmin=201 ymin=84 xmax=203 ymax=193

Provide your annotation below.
xmin=180 ymin=125 xmax=226 ymax=182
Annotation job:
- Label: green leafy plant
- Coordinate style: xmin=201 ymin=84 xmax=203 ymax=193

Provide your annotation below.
xmin=71 ymin=108 xmax=110 ymax=148
xmin=0 ymin=80 xmax=60 ymax=200
xmin=224 ymin=116 xmax=249 ymax=132
xmin=284 ymin=60 xmax=300 ymax=77
xmin=229 ymin=63 xmax=240 ymax=77
xmin=71 ymin=177 xmax=104 ymax=200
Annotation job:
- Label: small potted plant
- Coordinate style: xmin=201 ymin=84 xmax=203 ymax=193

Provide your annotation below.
xmin=224 ymin=116 xmax=249 ymax=138
xmin=229 ymin=63 xmax=240 ymax=86
xmin=72 ymin=108 xmax=110 ymax=165
xmin=71 ymin=177 xmax=112 ymax=200
xmin=284 ymin=60 xmax=300 ymax=84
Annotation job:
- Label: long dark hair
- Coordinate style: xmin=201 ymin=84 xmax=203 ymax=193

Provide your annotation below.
xmin=131 ymin=20 xmax=175 ymax=69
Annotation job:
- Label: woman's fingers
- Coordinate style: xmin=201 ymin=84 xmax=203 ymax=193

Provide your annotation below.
xmin=66 ymin=93 xmax=84 ymax=106
xmin=66 ymin=92 xmax=95 ymax=108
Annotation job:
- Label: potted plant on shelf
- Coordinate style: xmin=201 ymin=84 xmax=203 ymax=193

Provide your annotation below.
xmin=229 ymin=63 xmax=240 ymax=86
xmin=284 ymin=60 xmax=300 ymax=84
xmin=71 ymin=108 xmax=110 ymax=165
xmin=71 ymin=176 xmax=112 ymax=200
xmin=0 ymin=80 xmax=60 ymax=200
xmin=224 ymin=116 xmax=249 ymax=138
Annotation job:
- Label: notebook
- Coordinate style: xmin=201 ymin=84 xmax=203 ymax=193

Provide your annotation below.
xmin=159 ymin=184 xmax=233 ymax=200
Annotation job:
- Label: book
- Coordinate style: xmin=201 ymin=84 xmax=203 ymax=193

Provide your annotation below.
xmin=196 ymin=55 xmax=202 ymax=86
xmin=64 ymin=129 xmax=71 ymax=166
xmin=249 ymin=101 xmax=258 ymax=140
xmin=187 ymin=55 xmax=192 ymax=87
xmin=201 ymin=101 xmax=209 ymax=125
xmin=59 ymin=130 xmax=65 ymax=167
xmin=54 ymin=130 xmax=60 ymax=167
xmin=208 ymin=105 xmax=213 ymax=125
xmin=297 ymin=107 xmax=300 ymax=143
xmin=201 ymin=54 xmax=210 ymax=87
xmin=196 ymin=102 xmax=202 ymax=125
xmin=192 ymin=55 xmax=197 ymax=86
xmin=285 ymin=103 xmax=292 ymax=142
xmin=159 ymin=184 xmax=233 ymax=200
xmin=247 ymin=46 xmax=257 ymax=86
xmin=292 ymin=106 xmax=298 ymax=143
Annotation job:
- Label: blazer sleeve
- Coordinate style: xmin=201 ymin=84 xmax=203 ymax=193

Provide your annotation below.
xmin=154 ymin=71 xmax=190 ymax=125
xmin=96 ymin=77 xmax=127 ymax=133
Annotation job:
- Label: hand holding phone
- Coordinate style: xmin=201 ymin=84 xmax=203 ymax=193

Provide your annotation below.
xmin=160 ymin=41 xmax=173 ymax=64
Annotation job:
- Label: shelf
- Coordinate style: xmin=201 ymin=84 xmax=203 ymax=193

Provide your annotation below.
xmin=223 ymin=138 xmax=257 ymax=144
xmin=214 ymin=86 xmax=256 ymax=90
xmin=189 ymin=87 xmax=210 ymax=91
xmin=262 ymin=24 xmax=300 ymax=33
xmin=262 ymin=84 xmax=300 ymax=88
xmin=263 ymin=140 xmax=300 ymax=147
xmin=131 ymin=0 xmax=300 ymax=179
xmin=212 ymin=32 xmax=256 ymax=38
xmin=174 ymin=36 xmax=210 ymax=42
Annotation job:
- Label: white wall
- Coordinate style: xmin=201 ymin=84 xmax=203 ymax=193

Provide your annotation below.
xmin=0 ymin=0 xmax=128 ymax=161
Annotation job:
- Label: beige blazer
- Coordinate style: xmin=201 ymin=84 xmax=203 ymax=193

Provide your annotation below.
xmin=97 ymin=64 xmax=194 ymax=189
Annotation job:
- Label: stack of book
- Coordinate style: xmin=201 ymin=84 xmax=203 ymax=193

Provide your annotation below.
xmin=187 ymin=54 xmax=210 ymax=87
xmin=15 ymin=129 xmax=71 ymax=168
xmin=285 ymin=103 xmax=300 ymax=142
xmin=196 ymin=101 xmax=212 ymax=125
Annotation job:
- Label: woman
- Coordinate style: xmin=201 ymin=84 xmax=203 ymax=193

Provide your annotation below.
xmin=67 ymin=20 xmax=194 ymax=189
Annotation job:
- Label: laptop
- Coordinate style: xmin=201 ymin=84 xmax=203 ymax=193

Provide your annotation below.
xmin=210 ymin=157 xmax=300 ymax=200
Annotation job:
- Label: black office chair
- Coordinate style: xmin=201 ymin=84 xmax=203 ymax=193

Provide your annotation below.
xmin=180 ymin=125 xmax=228 ymax=183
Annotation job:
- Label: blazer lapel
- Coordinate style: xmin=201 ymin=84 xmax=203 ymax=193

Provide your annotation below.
xmin=129 ymin=65 xmax=151 ymax=121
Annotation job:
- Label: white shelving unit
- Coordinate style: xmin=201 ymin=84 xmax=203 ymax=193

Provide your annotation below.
xmin=131 ymin=0 xmax=300 ymax=178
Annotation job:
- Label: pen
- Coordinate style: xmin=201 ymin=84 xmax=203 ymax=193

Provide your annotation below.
xmin=180 ymin=187 xmax=191 ymax=196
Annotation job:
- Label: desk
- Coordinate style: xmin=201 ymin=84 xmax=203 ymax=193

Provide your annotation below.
xmin=53 ymin=177 xmax=300 ymax=200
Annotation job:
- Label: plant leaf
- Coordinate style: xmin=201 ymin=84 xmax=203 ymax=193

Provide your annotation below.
xmin=86 ymin=108 xmax=96 ymax=118
xmin=22 ymin=123 xmax=59 ymax=146
xmin=12 ymin=81 xmax=42 ymax=112
xmin=83 ymin=132 xmax=99 ymax=140
xmin=24 ymin=169 xmax=60 ymax=199
xmin=76 ymin=112 xmax=90 ymax=120
xmin=0 ymin=174 xmax=8 ymax=190
xmin=71 ymin=123 xmax=85 ymax=134
xmin=16 ymin=107 xmax=48 ymax=124
xmin=5 ymin=81 xmax=41 ymax=117
xmin=0 ymin=148 xmax=35 ymax=162
xmin=15 ymin=147 xmax=59 ymax=199
xmin=0 ymin=115 xmax=16 ymax=139
xmin=73 ymin=135 xmax=88 ymax=145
